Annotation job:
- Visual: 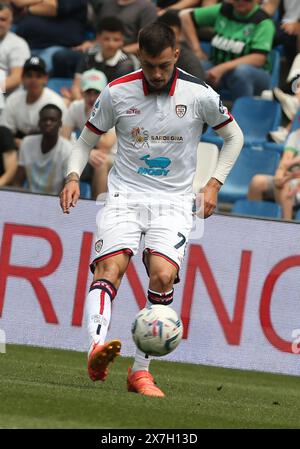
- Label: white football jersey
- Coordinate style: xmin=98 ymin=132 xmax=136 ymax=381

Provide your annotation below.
xmin=87 ymin=68 xmax=232 ymax=194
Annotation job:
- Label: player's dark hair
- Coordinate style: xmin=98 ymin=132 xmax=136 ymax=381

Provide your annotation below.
xmin=0 ymin=2 xmax=13 ymax=12
xmin=138 ymin=21 xmax=176 ymax=57
xmin=157 ymin=10 xmax=181 ymax=31
xmin=39 ymin=104 xmax=63 ymax=119
xmin=96 ymin=16 xmax=125 ymax=35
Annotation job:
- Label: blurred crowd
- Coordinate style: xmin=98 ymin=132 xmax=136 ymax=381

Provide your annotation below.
xmin=0 ymin=0 xmax=300 ymax=220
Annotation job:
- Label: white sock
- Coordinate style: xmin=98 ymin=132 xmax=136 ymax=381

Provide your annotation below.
xmin=132 ymin=290 xmax=173 ymax=373
xmin=85 ymin=279 xmax=117 ymax=356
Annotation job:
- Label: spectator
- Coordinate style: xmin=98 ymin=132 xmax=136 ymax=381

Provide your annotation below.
xmin=262 ymin=0 xmax=300 ymax=64
xmin=0 ymin=126 xmax=17 ymax=187
xmin=12 ymin=0 xmax=88 ymax=73
xmin=0 ymin=2 xmax=30 ymax=94
xmin=14 ymin=103 xmax=72 ymax=195
xmin=263 ymin=53 xmax=300 ymax=143
xmin=180 ymin=0 xmax=275 ymax=100
xmin=157 ymin=10 xmax=205 ymax=79
xmin=61 ymin=69 xmax=117 ymax=196
xmin=2 ymin=56 xmax=66 ymax=148
xmin=69 ymin=16 xmax=139 ymax=101
xmin=248 ymin=128 xmax=300 ymax=219
xmin=94 ymin=0 xmax=157 ymax=54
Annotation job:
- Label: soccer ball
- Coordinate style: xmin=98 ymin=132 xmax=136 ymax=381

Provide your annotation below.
xmin=131 ymin=305 xmax=183 ymax=356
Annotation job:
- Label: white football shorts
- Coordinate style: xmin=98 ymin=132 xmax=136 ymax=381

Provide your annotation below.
xmin=90 ymin=192 xmax=194 ymax=283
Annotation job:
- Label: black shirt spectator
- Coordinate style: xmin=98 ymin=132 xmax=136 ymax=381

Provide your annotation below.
xmin=76 ymin=45 xmax=138 ymax=82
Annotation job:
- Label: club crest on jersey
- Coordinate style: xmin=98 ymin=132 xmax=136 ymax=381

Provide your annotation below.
xmin=175 ymin=104 xmax=187 ymax=118
xmin=95 ymin=239 xmax=103 ymax=253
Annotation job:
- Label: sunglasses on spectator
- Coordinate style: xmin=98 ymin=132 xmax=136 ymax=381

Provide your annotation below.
xmin=233 ymin=0 xmax=254 ymax=3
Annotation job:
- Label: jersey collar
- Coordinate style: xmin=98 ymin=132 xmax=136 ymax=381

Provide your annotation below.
xmin=141 ymin=67 xmax=178 ymax=96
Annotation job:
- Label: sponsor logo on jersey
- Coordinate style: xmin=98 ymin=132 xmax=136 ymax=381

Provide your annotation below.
xmin=126 ymin=107 xmax=141 ymax=115
xmin=137 ymin=155 xmax=171 ymax=176
xmin=151 ymin=135 xmax=183 ymax=142
xmin=131 ymin=127 xmax=150 ymax=148
xmin=212 ymin=35 xmax=245 ymax=55
xmin=95 ymin=239 xmax=103 ymax=253
xmin=175 ymin=104 xmax=187 ymax=118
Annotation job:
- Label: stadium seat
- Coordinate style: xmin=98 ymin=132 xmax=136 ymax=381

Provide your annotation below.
xmin=80 ymin=181 xmax=92 ymax=199
xmin=202 ymin=96 xmax=282 ymax=148
xmin=218 ymin=145 xmax=280 ymax=203
xmin=192 ymin=142 xmax=219 ymax=192
xmin=47 ymin=77 xmax=73 ymax=95
xmin=263 ymin=106 xmax=300 ymax=155
xmin=231 ymin=199 xmax=282 ymax=218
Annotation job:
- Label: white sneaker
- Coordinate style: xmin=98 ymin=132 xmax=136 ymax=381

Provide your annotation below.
xmin=269 ymin=126 xmax=289 ymax=144
xmin=273 ymin=87 xmax=299 ymax=120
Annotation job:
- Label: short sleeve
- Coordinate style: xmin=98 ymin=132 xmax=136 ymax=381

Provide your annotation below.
xmin=8 ymin=39 xmax=31 ymax=69
xmin=193 ymin=4 xmax=221 ymax=27
xmin=250 ymin=19 xmax=275 ymax=54
xmin=63 ymin=104 xmax=77 ymax=128
xmin=2 ymin=97 xmax=17 ymax=134
xmin=196 ymin=85 xmax=233 ymax=130
xmin=86 ymin=86 xmax=116 ymax=134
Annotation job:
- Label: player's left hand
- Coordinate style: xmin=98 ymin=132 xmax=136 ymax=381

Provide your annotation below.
xmin=201 ymin=178 xmax=222 ymax=218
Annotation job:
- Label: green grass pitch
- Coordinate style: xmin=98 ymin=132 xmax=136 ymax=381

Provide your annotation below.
xmin=0 ymin=344 xmax=300 ymax=429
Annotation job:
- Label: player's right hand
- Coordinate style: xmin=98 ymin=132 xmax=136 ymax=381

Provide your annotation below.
xmin=60 ymin=181 xmax=80 ymax=214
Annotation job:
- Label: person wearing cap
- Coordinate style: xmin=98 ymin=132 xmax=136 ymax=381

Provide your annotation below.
xmin=2 ymin=56 xmax=66 ymax=148
xmin=61 ymin=69 xmax=117 ymax=197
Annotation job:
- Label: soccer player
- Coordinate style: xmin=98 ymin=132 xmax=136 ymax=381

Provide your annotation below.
xmin=60 ymin=21 xmax=244 ymax=397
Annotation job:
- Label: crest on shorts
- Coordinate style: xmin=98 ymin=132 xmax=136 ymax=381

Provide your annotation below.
xmin=175 ymin=104 xmax=187 ymax=118
xmin=95 ymin=239 xmax=103 ymax=253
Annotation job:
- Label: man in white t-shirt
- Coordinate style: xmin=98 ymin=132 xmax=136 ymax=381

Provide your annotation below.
xmin=0 ymin=2 xmax=30 ymax=95
xmin=14 ymin=104 xmax=72 ymax=195
xmin=2 ymin=56 xmax=66 ymax=147
xmin=62 ymin=69 xmax=117 ymax=197
xmin=60 ymin=22 xmax=244 ymax=397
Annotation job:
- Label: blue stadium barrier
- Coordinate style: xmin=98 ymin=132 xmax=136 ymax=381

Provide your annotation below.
xmin=47 ymin=77 xmax=73 ymax=95
xmin=232 ymin=199 xmax=282 ymax=219
xmin=295 ymin=208 xmax=300 ymax=221
xmin=80 ymin=181 xmax=92 ymax=199
xmin=218 ymin=145 xmax=280 ymax=203
xmin=202 ymin=96 xmax=282 ymax=148
xmin=270 ymin=49 xmax=281 ymax=89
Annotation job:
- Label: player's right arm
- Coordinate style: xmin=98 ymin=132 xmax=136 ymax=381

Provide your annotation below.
xmin=60 ymin=85 xmax=115 ymax=214
xmin=60 ymin=127 xmax=101 ymax=213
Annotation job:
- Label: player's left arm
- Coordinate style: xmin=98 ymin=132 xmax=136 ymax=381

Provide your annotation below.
xmin=201 ymin=120 xmax=244 ymax=218
xmin=198 ymin=88 xmax=244 ymax=217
